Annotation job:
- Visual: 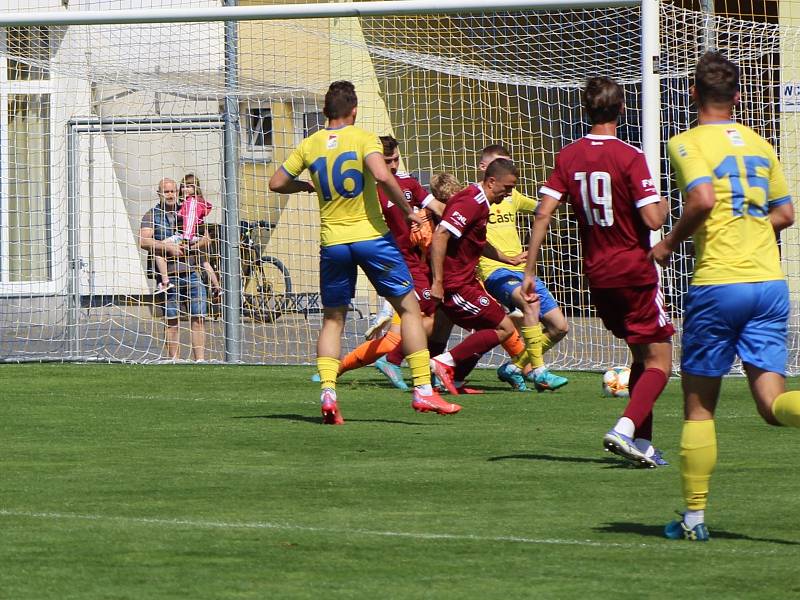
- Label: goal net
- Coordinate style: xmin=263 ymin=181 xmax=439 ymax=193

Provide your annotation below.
xmin=0 ymin=1 xmax=798 ymax=373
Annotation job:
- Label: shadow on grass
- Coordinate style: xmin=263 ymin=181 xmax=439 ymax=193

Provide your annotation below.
xmin=595 ymin=522 xmax=800 ymax=546
xmin=232 ymin=414 xmax=433 ymax=426
xmin=488 ymin=453 xmax=623 ymax=467
xmin=475 ymin=385 xmax=516 ymax=393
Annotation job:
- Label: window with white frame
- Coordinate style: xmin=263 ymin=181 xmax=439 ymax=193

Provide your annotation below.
xmin=0 ymin=27 xmax=54 ymax=287
xmin=7 ymin=26 xmax=50 ymax=81
xmin=303 ymin=111 xmax=325 ymax=138
xmin=240 ymin=102 xmax=273 ymax=162
xmin=290 ymin=99 xmax=325 ymax=147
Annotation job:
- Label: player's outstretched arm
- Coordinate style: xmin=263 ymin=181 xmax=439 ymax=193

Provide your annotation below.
xmin=482 ymin=242 xmax=526 ymax=266
xmin=650 ymin=182 xmax=715 ymax=266
xmin=521 ymin=195 xmax=558 ymax=302
xmin=424 ymin=198 xmax=447 ymax=218
xmin=268 ymin=168 xmax=315 ymax=195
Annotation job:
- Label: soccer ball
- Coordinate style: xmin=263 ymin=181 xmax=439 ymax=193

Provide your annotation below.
xmin=602 ymin=366 xmax=631 ymax=398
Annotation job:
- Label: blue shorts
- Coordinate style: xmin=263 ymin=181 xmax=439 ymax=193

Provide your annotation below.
xmin=320 ymin=233 xmax=414 ymax=308
xmin=681 ymin=280 xmax=789 ymax=377
xmin=163 ymin=271 xmax=208 ymax=320
xmin=483 ymin=268 xmax=559 ymax=316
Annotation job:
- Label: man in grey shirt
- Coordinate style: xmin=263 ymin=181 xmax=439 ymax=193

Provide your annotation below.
xmin=139 ymin=177 xmax=210 ymax=361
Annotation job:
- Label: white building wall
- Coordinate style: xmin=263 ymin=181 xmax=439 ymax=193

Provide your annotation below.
xmin=42 ymin=0 xmax=225 ymax=295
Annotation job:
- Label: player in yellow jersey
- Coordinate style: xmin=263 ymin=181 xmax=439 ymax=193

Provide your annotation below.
xmin=651 ymin=52 xmax=800 ymax=540
xmin=269 ymin=80 xmax=460 ymax=423
xmin=476 ymin=145 xmax=569 ymax=392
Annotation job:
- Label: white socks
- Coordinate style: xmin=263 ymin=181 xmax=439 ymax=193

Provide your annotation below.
xmin=684 ymin=510 xmax=705 ymax=528
xmin=613 ymin=417 xmax=635 ymax=438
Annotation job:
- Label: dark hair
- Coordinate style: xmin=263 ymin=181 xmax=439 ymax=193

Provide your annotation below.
xmin=582 ymin=76 xmax=624 ymax=124
xmin=324 ymin=80 xmax=358 ymax=120
xmin=479 ymin=144 xmax=511 ymax=164
xmin=694 ymin=51 xmax=739 ymax=106
xmin=179 ymin=173 xmax=203 ymax=199
xmin=380 ymin=135 xmax=399 ymax=156
xmin=483 ymin=157 xmax=518 ymax=181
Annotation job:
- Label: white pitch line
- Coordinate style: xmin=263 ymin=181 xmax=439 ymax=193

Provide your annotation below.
xmin=0 ymin=508 xmax=792 ymax=555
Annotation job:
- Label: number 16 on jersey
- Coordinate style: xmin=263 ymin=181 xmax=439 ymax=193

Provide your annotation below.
xmin=309 ymin=151 xmax=365 ymax=202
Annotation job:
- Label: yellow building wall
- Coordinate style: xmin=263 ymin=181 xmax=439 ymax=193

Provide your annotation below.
xmin=236 ymin=3 xmax=330 ymax=295
xmin=235 ymin=4 xmax=398 ymax=307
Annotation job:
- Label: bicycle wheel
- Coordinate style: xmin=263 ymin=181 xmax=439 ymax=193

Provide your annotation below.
xmin=242 ymin=258 xmax=287 ymax=323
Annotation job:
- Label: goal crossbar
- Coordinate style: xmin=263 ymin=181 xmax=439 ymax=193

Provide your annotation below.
xmin=0 ymin=0 xmax=642 ymax=26
xmin=0 ymin=0 xmax=664 ymax=366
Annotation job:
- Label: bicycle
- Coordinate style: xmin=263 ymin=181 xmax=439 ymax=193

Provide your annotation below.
xmin=239 ymin=220 xmax=293 ymax=323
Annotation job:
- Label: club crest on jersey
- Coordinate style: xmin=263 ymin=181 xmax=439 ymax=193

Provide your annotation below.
xmin=725 ymin=128 xmax=745 ymax=147
xmin=326 ymin=135 xmax=338 ymax=149
xmin=404 ymin=190 xmax=412 ymax=200
xmin=422 ymin=289 xmax=431 ymax=299
xmin=479 ymin=296 xmax=490 ymax=307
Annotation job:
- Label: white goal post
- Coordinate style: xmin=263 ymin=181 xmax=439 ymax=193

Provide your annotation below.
xmin=0 ymin=1 xmax=796 ymax=373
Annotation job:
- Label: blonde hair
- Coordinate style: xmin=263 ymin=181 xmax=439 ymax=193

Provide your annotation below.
xmin=179 ymin=173 xmax=203 ymax=199
xmin=430 ymin=172 xmax=462 ymax=202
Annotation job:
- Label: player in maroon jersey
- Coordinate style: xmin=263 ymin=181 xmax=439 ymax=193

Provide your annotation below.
xmin=428 ymin=158 xmax=520 ymax=394
xmin=376 ymin=136 xmax=438 ymax=320
xmin=521 ymin=76 xmax=674 ymax=467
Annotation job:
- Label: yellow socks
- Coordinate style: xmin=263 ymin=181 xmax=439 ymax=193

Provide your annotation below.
xmin=512 ymin=352 xmax=528 ymax=370
xmin=521 ymin=324 xmax=544 ymax=370
xmin=680 ymin=419 xmax=717 ymax=511
xmin=317 ymin=356 xmax=340 ymax=390
xmin=406 ymin=349 xmax=432 ymax=388
xmin=771 ymin=391 xmax=800 ymax=427
xmin=541 ymin=332 xmax=556 ymax=354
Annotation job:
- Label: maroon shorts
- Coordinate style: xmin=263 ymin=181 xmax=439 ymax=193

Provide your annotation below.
xmin=591 ymin=283 xmax=674 ymax=344
xmin=442 ymin=280 xmax=506 ymax=331
xmin=407 ymin=256 xmax=437 ymax=316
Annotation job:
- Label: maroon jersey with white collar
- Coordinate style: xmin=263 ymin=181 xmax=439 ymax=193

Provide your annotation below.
xmin=540 ymin=134 xmax=660 ymax=288
xmin=439 ymin=183 xmax=490 ymax=290
xmin=377 ymin=171 xmax=433 ymax=257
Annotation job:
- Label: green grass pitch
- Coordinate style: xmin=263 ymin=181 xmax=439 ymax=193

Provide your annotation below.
xmin=2 ymin=363 xmax=799 ymax=599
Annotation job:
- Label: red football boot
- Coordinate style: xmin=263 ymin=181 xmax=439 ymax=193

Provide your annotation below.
xmin=412 ymin=389 xmax=462 ymax=415
xmin=430 ymin=358 xmax=459 ymax=396
xmin=320 ymin=388 xmax=344 ymax=425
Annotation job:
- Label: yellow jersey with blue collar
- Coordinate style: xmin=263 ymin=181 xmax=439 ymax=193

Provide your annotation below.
xmin=281 ymin=125 xmax=388 ymax=246
xmin=477 ymin=188 xmax=537 ymax=280
xmin=668 ymin=122 xmax=791 ymax=285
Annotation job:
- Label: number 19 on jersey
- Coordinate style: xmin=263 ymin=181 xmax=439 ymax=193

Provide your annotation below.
xmin=575 ymin=171 xmax=614 ymax=227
